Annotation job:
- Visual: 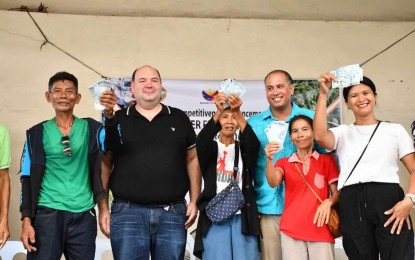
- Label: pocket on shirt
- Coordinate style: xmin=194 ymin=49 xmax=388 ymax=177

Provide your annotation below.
xmin=314 ymin=173 xmax=325 ymax=189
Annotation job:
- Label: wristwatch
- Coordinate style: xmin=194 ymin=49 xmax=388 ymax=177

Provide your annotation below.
xmin=405 ymin=193 xmax=415 ymax=208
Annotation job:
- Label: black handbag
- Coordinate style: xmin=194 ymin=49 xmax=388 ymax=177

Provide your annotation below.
xmin=206 ymin=141 xmax=245 ymax=224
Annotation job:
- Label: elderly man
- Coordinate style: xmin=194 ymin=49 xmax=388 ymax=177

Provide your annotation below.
xmin=99 ymin=65 xmax=201 ymax=260
xmin=20 ymin=71 xmax=106 ymax=259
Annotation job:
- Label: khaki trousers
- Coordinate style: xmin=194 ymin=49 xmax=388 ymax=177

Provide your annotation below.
xmin=259 ymin=215 xmax=282 ymax=260
xmin=281 ymin=232 xmax=334 ymax=260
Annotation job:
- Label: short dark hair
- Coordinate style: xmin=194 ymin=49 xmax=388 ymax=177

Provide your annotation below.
xmin=342 ymin=76 xmax=377 ymax=102
xmin=48 ymin=71 xmax=78 ymax=92
xmin=131 ymin=66 xmax=162 ymax=82
xmin=264 ymin=70 xmax=294 ymax=85
xmin=288 ymin=115 xmax=313 ymax=134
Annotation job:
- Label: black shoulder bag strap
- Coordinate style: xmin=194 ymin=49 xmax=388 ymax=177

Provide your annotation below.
xmin=343 ymin=121 xmax=381 ymax=185
xmin=233 ymin=141 xmax=239 ymax=180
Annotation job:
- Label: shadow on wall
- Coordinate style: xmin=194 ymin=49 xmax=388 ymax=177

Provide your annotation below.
xmin=1 ymin=237 xmax=350 ymax=260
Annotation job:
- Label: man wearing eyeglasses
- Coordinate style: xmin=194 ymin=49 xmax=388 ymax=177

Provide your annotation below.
xmin=98 ymin=65 xmax=201 ymax=260
xmin=19 ymin=71 xmax=106 ymax=259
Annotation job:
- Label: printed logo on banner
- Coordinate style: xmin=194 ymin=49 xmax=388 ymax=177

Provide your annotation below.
xmin=202 ymin=89 xmax=218 ymax=101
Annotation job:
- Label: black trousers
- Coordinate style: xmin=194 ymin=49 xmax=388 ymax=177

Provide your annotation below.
xmin=339 ymin=182 xmax=414 ymax=260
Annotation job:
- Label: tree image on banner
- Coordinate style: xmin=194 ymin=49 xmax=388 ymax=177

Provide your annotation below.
xmin=293 ymin=80 xmax=341 ymax=128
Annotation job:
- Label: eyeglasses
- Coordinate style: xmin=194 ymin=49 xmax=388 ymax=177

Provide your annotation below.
xmin=61 ymin=136 xmax=72 ymax=156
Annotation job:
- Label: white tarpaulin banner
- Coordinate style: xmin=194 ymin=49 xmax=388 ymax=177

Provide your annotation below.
xmin=163 ymin=79 xmax=269 ymax=134
xmin=106 ymin=77 xmax=341 ymax=133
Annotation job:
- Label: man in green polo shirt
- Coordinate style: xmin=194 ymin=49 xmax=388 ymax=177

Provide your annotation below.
xmin=0 ymin=124 xmax=11 ymax=250
xmin=20 ymin=71 xmax=106 ymax=259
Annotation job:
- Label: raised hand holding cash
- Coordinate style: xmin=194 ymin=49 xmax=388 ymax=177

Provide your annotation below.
xmin=218 ymin=79 xmax=246 ymax=108
xmin=264 ymin=121 xmax=289 ymax=152
xmin=89 ymin=80 xmax=115 ymax=110
xmin=330 ymin=64 xmax=363 ymax=89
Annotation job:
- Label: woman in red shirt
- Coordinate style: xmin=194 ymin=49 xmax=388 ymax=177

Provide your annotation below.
xmin=265 ymin=115 xmax=339 ymax=260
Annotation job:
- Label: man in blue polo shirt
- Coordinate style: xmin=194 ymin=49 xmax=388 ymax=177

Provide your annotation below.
xmin=99 ymin=65 xmax=201 ymax=260
xmin=247 ymin=70 xmax=316 ymax=260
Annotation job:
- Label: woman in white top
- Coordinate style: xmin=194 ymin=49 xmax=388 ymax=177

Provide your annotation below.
xmin=313 ymin=73 xmax=415 ymax=260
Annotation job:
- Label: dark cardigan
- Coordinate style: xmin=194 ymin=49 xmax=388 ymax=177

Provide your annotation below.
xmin=20 ymin=118 xmax=106 ymax=219
xmin=193 ymin=117 xmax=262 ymax=259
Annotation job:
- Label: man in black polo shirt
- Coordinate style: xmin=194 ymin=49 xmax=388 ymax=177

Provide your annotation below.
xmin=98 ymin=65 xmax=201 ymax=260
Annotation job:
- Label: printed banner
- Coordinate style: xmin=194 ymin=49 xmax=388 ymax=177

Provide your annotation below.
xmin=107 ymin=78 xmax=341 ymax=133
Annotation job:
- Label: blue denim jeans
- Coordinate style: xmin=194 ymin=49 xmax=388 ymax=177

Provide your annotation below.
xmin=110 ymin=201 xmax=187 ymax=260
xmin=27 ymin=206 xmax=97 ymax=260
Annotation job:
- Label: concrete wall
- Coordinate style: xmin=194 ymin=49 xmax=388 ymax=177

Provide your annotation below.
xmin=1 ymin=10 xmax=414 ymax=258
